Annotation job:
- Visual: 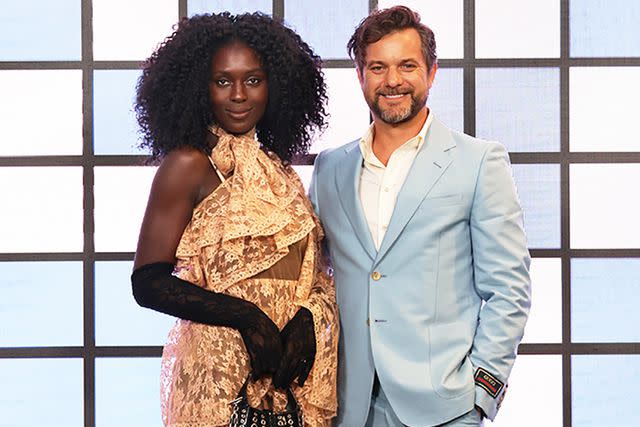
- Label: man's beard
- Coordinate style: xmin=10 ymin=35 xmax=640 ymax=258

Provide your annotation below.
xmin=370 ymin=90 xmax=427 ymax=124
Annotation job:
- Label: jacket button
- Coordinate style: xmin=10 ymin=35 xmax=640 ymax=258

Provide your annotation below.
xmin=371 ymin=271 xmax=382 ymax=281
xmin=366 ymin=318 xmax=370 ymax=326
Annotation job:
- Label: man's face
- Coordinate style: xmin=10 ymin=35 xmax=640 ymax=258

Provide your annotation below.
xmin=358 ymin=28 xmax=436 ymax=125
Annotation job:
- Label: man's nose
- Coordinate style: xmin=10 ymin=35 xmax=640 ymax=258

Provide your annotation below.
xmin=385 ymin=67 xmax=402 ymax=87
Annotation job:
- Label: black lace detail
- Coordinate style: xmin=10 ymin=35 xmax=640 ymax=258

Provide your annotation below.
xmin=273 ymin=307 xmax=316 ymax=389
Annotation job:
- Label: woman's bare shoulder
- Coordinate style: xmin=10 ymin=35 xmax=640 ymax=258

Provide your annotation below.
xmin=152 ymin=147 xmax=215 ymax=197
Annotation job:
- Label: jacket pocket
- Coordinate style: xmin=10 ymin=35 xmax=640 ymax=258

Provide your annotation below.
xmin=419 ymin=193 xmax=463 ymax=210
xmin=429 ymin=322 xmax=475 ymax=399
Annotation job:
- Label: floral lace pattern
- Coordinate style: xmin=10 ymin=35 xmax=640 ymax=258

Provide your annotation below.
xmin=160 ymin=128 xmax=338 ymax=427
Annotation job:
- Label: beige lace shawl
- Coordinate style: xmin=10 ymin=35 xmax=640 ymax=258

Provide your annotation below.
xmin=160 ymin=128 xmax=339 ymax=427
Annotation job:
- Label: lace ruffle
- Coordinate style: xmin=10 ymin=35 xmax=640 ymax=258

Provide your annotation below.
xmin=175 ymin=126 xmax=316 ymax=293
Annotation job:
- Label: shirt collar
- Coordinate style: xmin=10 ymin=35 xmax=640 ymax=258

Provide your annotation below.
xmin=359 ymin=110 xmax=434 ymax=167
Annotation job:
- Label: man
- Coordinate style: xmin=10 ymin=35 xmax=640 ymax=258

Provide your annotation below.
xmin=309 ymin=6 xmax=531 ymax=427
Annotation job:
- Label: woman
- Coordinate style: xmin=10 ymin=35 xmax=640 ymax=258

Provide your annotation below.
xmin=131 ymin=12 xmax=338 ymax=427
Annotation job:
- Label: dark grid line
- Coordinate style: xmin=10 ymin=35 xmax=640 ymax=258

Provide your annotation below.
xmin=560 ymin=1 xmax=572 ymax=425
xmin=96 ymin=346 xmax=164 ymax=357
xmin=0 ymin=253 xmax=86 ymax=261
xmin=568 ymin=249 xmax=640 ymax=257
xmin=0 ymin=155 xmax=150 ymax=167
xmin=0 ymin=62 xmax=83 ymax=69
xmin=369 ymin=0 xmax=377 ymax=14
xmin=92 ymin=61 xmax=143 ymax=69
xmin=6 ymin=57 xmax=640 ymax=71
xmin=93 ymin=155 xmax=153 ymax=166
xmin=463 ymin=0 xmax=475 ymax=137
xmin=94 ymin=252 xmax=137 ymax=261
xmin=0 ymin=156 xmax=84 ymax=166
xmin=178 ymin=0 xmax=187 ymax=19
xmin=570 ymin=343 xmax=640 ymax=354
xmin=5 ymin=248 xmax=637 ymax=263
xmin=4 ymin=342 xmax=640 ymax=360
xmin=0 ymin=347 xmax=85 ymax=358
xmin=322 ymin=59 xmax=357 ymax=68
xmin=0 ymin=347 xmax=162 ymax=359
xmin=529 ymin=249 xmax=640 ymax=257
xmin=80 ymin=0 xmax=96 ymax=425
xmin=458 ymin=57 xmax=640 ymax=67
xmin=529 ymin=249 xmax=564 ymax=258
xmin=5 ymin=152 xmax=640 ymax=168
xmin=273 ymin=0 xmax=284 ymax=21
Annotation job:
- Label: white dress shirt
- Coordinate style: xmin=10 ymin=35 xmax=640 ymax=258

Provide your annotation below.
xmin=358 ymin=113 xmax=434 ymax=250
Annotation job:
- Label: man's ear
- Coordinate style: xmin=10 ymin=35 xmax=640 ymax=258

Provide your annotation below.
xmin=356 ymin=67 xmax=364 ymax=86
xmin=427 ymin=63 xmax=438 ymax=89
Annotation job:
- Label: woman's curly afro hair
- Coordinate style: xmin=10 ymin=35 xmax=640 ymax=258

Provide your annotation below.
xmin=135 ymin=12 xmax=328 ymax=162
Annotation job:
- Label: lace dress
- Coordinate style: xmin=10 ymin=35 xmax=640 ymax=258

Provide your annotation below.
xmin=159 ymin=128 xmax=339 ymax=427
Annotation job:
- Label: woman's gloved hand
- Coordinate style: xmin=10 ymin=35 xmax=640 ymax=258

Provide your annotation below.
xmin=238 ymin=308 xmax=283 ymax=380
xmin=273 ymin=307 xmax=316 ymax=389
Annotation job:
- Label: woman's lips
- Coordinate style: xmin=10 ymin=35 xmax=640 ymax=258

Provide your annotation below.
xmin=226 ymin=109 xmax=252 ymax=120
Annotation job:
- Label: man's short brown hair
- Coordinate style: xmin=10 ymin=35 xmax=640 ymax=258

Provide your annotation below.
xmin=347 ymin=5 xmax=437 ymax=72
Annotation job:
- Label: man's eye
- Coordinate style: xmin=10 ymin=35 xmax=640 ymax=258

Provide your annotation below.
xmin=216 ymin=79 xmax=230 ymax=86
xmin=246 ymin=77 xmax=262 ymax=85
xmin=401 ymin=63 xmax=417 ymax=70
xmin=370 ymin=66 xmax=383 ymax=72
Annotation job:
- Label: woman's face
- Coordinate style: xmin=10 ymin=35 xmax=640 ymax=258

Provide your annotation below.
xmin=209 ymin=41 xmax=268 ymax=135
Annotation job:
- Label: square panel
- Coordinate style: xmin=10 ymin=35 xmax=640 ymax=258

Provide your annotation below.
xmin=188 ymin=0 xmax=272 ymax=15
xmin=310 ymin=68 xmax=370 ymax=153
xmin=0 ymin=167 xmax=83 ymax=253
xmin=377 ymin=0 xmax=463 ymax=59
xmin=0 ymin=359 xmax=83 ymax=427
xmin=512 ymin=164 xmax=561 ymax=249
xmin=94 ymin=166 xmax=157 ymax=253
xmin=475 ymin=0 xmax=560 ymax=58
xmin=292 ymin=165 xmax=314 ymax=193
xmin=429 ymin=67 xmax=463 ymax=132
xmin=570 ymin=67 xmax=640 ymax=152
xmin=0 ymin=262 xmax=82 ymax=347
xmin=521 ymin=258 xmax=561 ymax=344
xmin=93 ymin=0 xmax=178 ymax=60
xmin=0 ymin=70 xmax=82 ymax=156
xmin=95 ymin=358 xmax=163 ymax=427
xmin=573 ymin=355 xmax=640 ymax=427
xmin=571 ymin=0 xmax=640 ymax=57
xmin=284 ymin=0 xmax=369 ymax=59
xmin=96 ymin=261 xmax=175 ymax=346
xmin=0 ymin=0 xmax=81 ymax=61
xmin=490 ymin=355 xmax=562 ymax=427
xmin=570 ymin=164 xmax=640 ymax=249
xmin=94 ymin=70 xmax=146 ymax=155
xmin=572 ymin=258 xmax=640 ymax=343
xmin=476 ymin=68 xmax=560 ymax=152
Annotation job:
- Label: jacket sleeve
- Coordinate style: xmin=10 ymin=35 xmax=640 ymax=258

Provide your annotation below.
xmin=468 ymin=142 xmax=532 ymax=420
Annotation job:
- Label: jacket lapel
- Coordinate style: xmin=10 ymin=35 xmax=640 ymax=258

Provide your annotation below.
xmin=335 ymin=143 xmax=377 ymax=260
xmin=374 ymin=118 xmax=456 ymax=266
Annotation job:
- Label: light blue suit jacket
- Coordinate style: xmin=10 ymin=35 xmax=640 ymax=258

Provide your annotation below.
xmin=309 ymin=118 xmax=531 ymax=427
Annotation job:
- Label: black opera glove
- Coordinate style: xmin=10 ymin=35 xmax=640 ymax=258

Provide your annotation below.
xmin=273 ymin=307 xmax=316 ymax=390
xmin=131 ymin=262 xmax=282 ymax=379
